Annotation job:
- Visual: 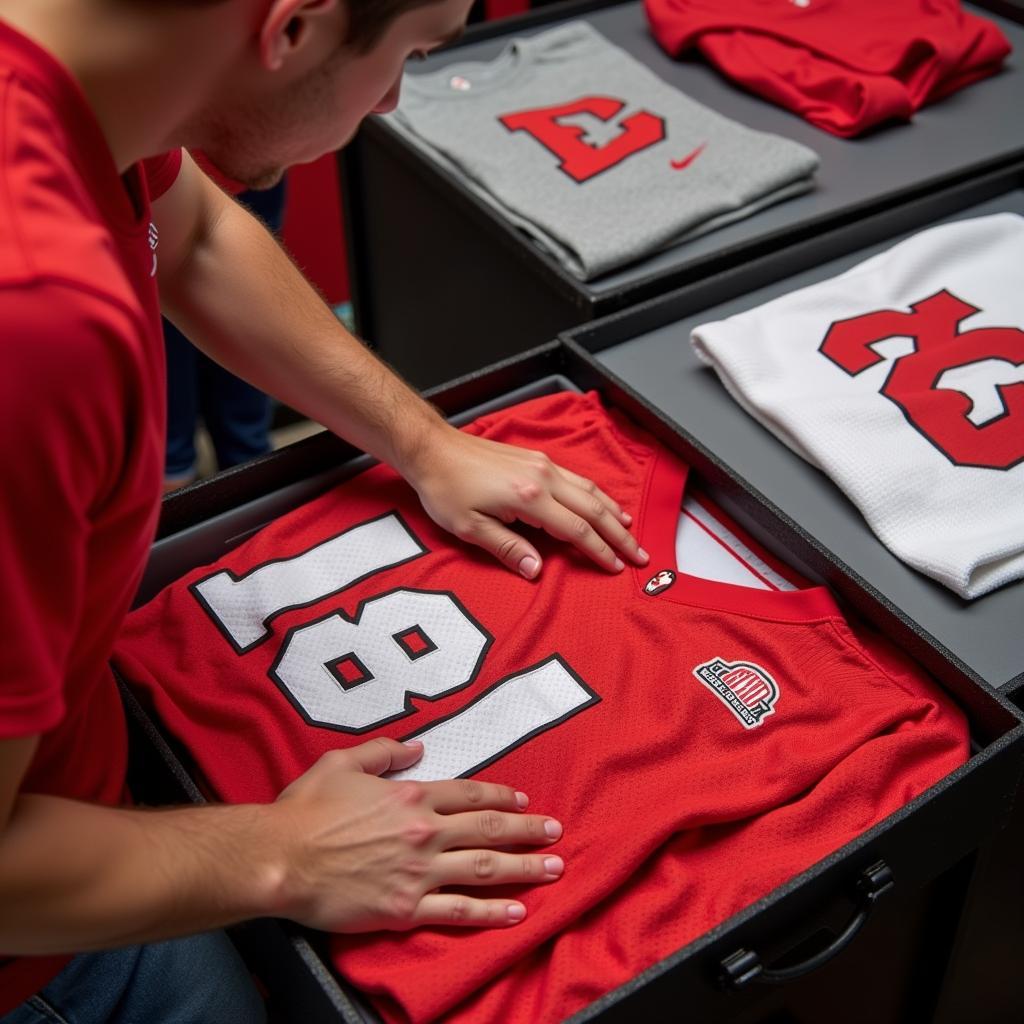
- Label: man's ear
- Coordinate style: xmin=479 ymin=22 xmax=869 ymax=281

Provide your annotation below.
xmin=259 ymin=0 xmax=341 ymax=71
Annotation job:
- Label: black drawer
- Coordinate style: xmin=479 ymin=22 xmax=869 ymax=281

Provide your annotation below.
xmin=123 ymin=342 xmax=1024 ymax=1024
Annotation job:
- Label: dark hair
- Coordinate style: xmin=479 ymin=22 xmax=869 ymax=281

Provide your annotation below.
xmin=344 ymin=0 xmax=447 ymax=53
xmin=133 ymin=0 xmax=447 ymax=54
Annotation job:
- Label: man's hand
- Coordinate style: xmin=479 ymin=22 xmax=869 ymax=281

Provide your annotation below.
xmin=152 ymin=163 xmax=645 ymax=581
xmin=0 ymin=737 xmax=561 ymax=954
xmin=269 ymin=738 xmax=563 ymax=932
xmin=404 ymin=426 xmax=649 ymax=579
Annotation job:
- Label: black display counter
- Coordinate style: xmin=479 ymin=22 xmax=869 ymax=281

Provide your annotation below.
xmin=340 ymin=0 xmax=1024 ymax=389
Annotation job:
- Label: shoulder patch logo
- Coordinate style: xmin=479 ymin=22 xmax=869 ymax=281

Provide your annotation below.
xmin=693 ymin=657 xmax=779 ymax=729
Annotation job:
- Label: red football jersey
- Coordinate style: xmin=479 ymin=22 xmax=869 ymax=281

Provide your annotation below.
xmin=114 ymin=391 xmax=968 ymax=1023
xmin=643 ymin=0 xmax=1011 ymax=137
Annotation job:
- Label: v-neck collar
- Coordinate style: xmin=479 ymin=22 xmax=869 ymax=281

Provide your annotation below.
xmin=635 ymin=442 xmax=841 ymax=623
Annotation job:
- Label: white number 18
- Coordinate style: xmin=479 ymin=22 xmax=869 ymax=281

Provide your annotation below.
xmin=192 ymin=512 xmax=598 ymax=780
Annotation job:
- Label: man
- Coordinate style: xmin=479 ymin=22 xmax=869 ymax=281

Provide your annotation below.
xmin=0 ymin=0 xmax=648 ymax=1019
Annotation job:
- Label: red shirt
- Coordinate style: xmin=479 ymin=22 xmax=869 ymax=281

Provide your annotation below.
xmin=114 ymin=390 xmax=968 ymax=1024
xmin=0 ymin=19 xmax=180 ymax=1010
xmin=644 ymin=0 xmax=1011 ymax=138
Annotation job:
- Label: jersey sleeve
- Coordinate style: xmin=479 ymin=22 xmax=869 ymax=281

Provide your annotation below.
xmin=142 ymin=149 xmax=183 ymax=203
xmin=0 ymin=284 xmax=134 ymax=739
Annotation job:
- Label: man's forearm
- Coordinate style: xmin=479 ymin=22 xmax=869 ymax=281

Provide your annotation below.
xmin=1 ymin=740 xmax=563 ymax=952
xmin=158 ymin=180 xmax=446 ymax=478
xmin=0 ymin=795 xmax=284 ymax=955
xmin=153 ymin=160 xmax=646 ymax=576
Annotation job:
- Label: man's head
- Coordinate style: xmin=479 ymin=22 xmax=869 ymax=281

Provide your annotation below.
xmin=173 ymin=0 xmax=473 ymax=187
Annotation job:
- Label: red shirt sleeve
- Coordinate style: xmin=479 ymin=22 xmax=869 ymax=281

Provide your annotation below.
xmin=142 ymin=149 xmax=183 ymax=203
xmin=0 ymin=284 xmax=133 ymax=739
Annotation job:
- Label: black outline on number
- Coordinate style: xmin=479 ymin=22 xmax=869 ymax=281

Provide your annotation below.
xmin=818 ymin=289 xmax=1024 ymax=471
xmin=189 ymin=510 xmax=429 ymax=655
xmin=324 ymin=652 xmax=375 ymax=692
xmin=392 ymin=625 xmax=438 ymax=662
xmin=268 ymin=587 xmax=494 ymax=734
xmin=398 ymin=654 xmax=601 ymax=778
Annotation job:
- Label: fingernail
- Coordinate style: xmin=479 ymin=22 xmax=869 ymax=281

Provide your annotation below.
xmin=515 ymin=791 xmax=529 ymax=809
xmin=544 ymin=819 xmax=562 ymax=839
xmin=519 ymin=556 xmax=540 ymax=579
xmin=402 ymin=739 xmax=423 ymax=748
xmin=622 ymin=512 xmax=633 ymax=525
xmin=613 ymin=557 xmax=625 ymax=572
xmin=637 ymin=547 xmax=650 ymax=564
xmin=544 ymin=856 xmax=564 ymax=876
xmin=507 ymin=903 xmax=526 ymax=923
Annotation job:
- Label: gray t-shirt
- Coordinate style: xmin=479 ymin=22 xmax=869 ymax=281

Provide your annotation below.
xmin=388 ymin=22 xmax=819 ymax=281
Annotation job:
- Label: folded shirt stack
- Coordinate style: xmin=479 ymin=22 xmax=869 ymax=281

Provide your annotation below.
xmin=387 ymin=21 xmax=819 ymax=280
xmin=645 ymin=0 xmax=1011 ymax=137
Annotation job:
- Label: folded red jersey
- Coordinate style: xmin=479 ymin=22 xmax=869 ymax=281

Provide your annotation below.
xmin=113 ymin=391 xmax=969 ymax=1023
xmin=644 ymin=0 xmax=1011 ymax=137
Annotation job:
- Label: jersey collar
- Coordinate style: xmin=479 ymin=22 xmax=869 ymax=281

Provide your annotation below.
xmin=635 ymin=441 xmax=842 ymax=622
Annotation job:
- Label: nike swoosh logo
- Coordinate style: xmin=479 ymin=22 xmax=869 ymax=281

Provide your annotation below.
xmin=670 ymin=143 xmax=706 ymax=170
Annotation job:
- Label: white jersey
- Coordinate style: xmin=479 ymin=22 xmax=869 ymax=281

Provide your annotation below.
xmin=691 ymin=213 xmax=1024 ymax=600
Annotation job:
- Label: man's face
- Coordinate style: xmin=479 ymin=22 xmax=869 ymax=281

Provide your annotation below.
xmin=191 ymin=0 xmax=473 ymax=188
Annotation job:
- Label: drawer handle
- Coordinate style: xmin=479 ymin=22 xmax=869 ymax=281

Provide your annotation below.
xmin=719 ymin=859 xmax=894 ymax=989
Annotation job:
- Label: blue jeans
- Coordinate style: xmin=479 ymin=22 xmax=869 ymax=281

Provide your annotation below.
xmin=0 ymin=932 xmax=266 ymax=1024
xmin=164 ymin=181 xmax=287 ymax=481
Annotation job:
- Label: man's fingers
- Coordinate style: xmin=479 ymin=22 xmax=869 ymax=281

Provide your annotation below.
xmin=450 ymin=461 xmax=647 ymax=577
xmin=552 ymin=480 xmax=648 ymax=568
xmin=410 ymin=895 xmax=529 ymax=929
xmin=459 ymin=516 xmax=543 ymax=579
xmin=430 ymin=850 xmax=564 ymax=889
xmin=439 ymin=810 xmax=562 ymax=849
xmin=425 ymin=778 xmax=528 ymax=814
xmin=524 ymin=497 xmax=625 ymax=574
xmin=346 ymin=737 xmax=424 ymax=776
xmin=558 ymin=468 xmax=633 ymax=527
xmin=471 ymin=495 xmax=633 ymax=577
